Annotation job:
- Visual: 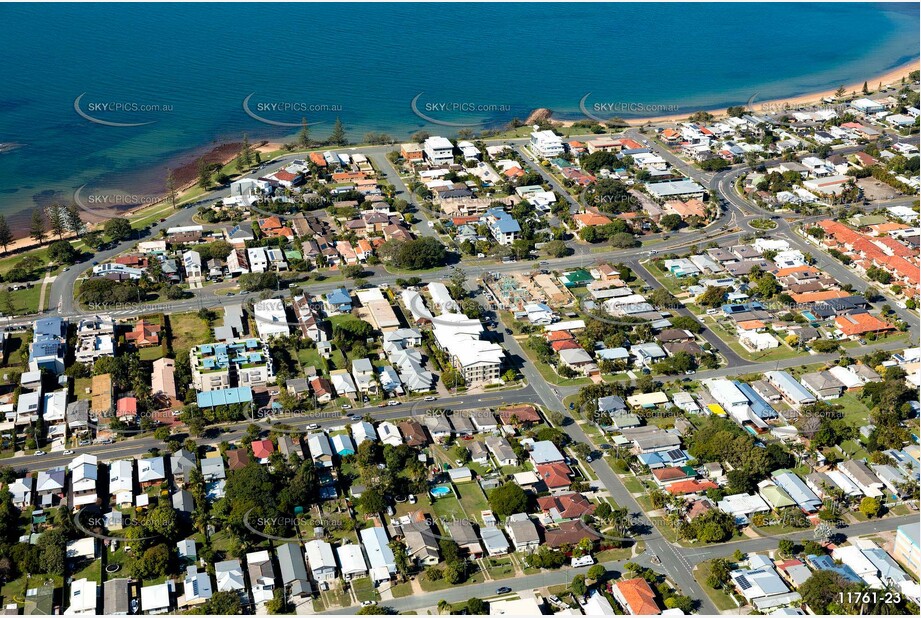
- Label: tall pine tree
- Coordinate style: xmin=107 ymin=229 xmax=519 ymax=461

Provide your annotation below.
xmin=298 ymin=117 xmax=310 ymax=149
xmin=30 ymin=209 xmax=46 ymax=245
xmin=166 ymin=169 xmax=178 ymax=209
xmin=329 ymin=117 xmax=347 ymax=146
xmin=0 ymin=215 xmax=12 ymax=254
xmin=47 ymin=203 xmax=66 ymax=239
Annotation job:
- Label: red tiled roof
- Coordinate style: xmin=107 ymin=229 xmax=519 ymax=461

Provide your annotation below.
xmin=537 ymin=492 xmax=596 ymax=519
xmin=666 ymin=479 xmax=718 ymax=495
xmin=551 ymin=340 xmax=582 ymax=352
xmin=251 ymin=439 xmax=275 ymax=459
xmin=536 ymin=463 xmax=572 ymax=489
xmin=616 ymin=578 xmax=660 ymax=616
xmin=652 ymin=467 xmax=691 ymax=483
xmin=835 ymin=313 xmax=894 ymax=336
xmin=498 ymin=405 xmax=541 ymax=424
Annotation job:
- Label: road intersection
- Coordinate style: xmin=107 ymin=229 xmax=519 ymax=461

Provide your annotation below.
xmin=11 ymin=129 xmax=919 ymax=614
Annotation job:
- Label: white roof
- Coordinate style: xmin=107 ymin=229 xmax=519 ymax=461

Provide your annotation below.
xmin=304 ymin=539 xmax=337 ymax=570
xmin=826 ymin=365 xmax=864 ymax=389
xmin=360 ymin=527 xmax=396 ymax=573
xmin=337 ymin=544 xmax=368 ymax=575
xmin=141 ymin=582 xmax=172 ymax=612
xmin=718 ymin=493 xmax=770 ymax=516
xmin=65 ymin=578 xmax=97 ymax=614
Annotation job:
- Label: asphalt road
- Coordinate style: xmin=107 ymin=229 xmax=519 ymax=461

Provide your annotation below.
xmin=9 ymin=386 xmax=541 ymax=472
xmin=14 ymin=127 xmax=919 ymax=613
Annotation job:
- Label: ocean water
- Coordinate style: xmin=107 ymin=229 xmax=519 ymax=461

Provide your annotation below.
xmin=0 ymin=2 xmax=917 ymax=224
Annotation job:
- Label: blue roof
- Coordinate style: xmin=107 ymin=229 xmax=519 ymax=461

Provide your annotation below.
xmin=806 ymin=555 xmax=863 ymax=584
xmin=486 ymin=208 xmax=521 ymax=234
xmin=637 ymin=449 xmax=692 ymax=468
xmin=326 ymin=288 xmax=352 ymax=306
xmin=197 ymin=387 xmax=253 ymax=408
xmin=34 ymin=317 xmax=65 ymax=340
xmin=735 ymin=381 xmax=777 ymax=419
xmin=771 ymin=470 xmax=822 ymax=512
xmin=29 ymin=340 xmax=62 ymax=360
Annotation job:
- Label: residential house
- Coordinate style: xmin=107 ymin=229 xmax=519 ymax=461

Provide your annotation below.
xmin=505 ymin=513 xmax=540 ymax=552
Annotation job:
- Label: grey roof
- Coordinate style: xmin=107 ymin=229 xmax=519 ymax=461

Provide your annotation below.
xmin=506 ymin=513 xmax=540 ymax=545
xmin=598 ymin=395 xmax=626 ymax=412
xmin=172 ymin=489 xmax=195 ymax=513
xmin=170 ymin=449 xmax=196 ymax=477
xmin=104 ymin=578 xmax=130 ymax=615
xmin=480 ymin=525 xmax=510 ymax=552
xmin=277 ymin=542 xmax=309 ymax=585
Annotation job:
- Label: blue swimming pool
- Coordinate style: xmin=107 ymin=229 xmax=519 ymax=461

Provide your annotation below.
xmin=430 ymin=486 xmax=451 ymax=498
xmin=802 ymin=311 xmax=818 ymax=322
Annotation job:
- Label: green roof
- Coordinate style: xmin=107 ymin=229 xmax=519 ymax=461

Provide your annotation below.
xmin=760 ymin=485 xmax=795 ymax=508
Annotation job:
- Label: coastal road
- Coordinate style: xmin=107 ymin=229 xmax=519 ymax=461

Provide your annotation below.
xmin=7 ymin=386 xmax=540 ymax=473
xmin=626 ymin=258 xmax=748 ymax=367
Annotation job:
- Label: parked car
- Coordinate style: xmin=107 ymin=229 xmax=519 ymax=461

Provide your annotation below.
xmin=342 ymin=404 xmax=352 ymax=410
xmin=306 ymin=423 xmax=320 ymax=430
xmin=387 ymin=401 xmax=399 ymax=407
xmin=423 ymin=396 xmax=437 ymax=401
xmin=34 ymin=450 xmax=47 ymax=456
xmin=63 ymin=449 xmax=74 ymax=455
xmin=496 ymin=587 xmax=512 ymax=594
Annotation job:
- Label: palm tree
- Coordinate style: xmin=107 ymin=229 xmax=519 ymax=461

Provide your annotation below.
xmin=437 ymin=600 xmax=451 ymax=615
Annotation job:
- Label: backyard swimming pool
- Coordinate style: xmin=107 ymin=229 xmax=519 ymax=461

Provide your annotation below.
xmin=430 ymin=486 xmax=451 ymax=498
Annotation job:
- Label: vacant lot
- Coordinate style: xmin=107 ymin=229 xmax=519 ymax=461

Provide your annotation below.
xmin=167 ymin=312 xmax=212 ymax=354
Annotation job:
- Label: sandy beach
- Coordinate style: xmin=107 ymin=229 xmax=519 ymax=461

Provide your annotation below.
xmin=2 ymin=59 xmax=917 ymax=261
xmin=555 ymin=58 xmax=920 ymax=127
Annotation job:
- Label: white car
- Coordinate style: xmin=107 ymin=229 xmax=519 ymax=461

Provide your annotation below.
xmin=306 ymin=423 xmax=320 ymax=430
xmin=423 ymin=396 xmax=437 ymax=402
xmin=34 ymin=450 xmax=47 ymax=456
xmin=408 ymin=494 xmax=417 ymax=504
xmin=342 ymin=404 xmax=352 ymax=410
xmin=387 ymin=401 xmax=399 ymax=407
xmin=361 ymin=601 xmax=377 ymax=607
xmin=63 ymin=449 xmax=74 ymax=455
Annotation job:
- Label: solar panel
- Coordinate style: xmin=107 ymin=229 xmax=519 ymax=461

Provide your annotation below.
xmin=736 ymin=575 xmax=752 ymax=591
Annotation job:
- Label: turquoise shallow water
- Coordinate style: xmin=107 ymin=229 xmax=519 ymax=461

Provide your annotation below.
xmin=0 ymin=2 xmax=917 ymax=225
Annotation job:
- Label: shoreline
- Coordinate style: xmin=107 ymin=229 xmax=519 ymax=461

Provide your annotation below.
xmin=553 ymin=58 xmax=921 ymax=127
xmin=1 ymin=59 xmax=918 ymax=259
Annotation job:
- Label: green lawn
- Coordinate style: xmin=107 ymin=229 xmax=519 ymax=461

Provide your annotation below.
xmin=455 ymin=483 xmax=489 ymax=519
xmin=167 ymin=312 xmax=212 ymax=354
xmin=389 ymin=581 xmax=414 ymax=598
xmin=834 ymin=394 xmax=872 ymax=429
xmin=694 ymin=561 xmax=740 ymax=612
xmin=7 ymin=284 xmax=44 ymax=315
xmin=0 ymin=333 xmax=29 ymax=383
xmin=351 ymin=577 xmax=379 ymax=603
xmin=430 ymin=493 xmax=466 ymax=523
xmin=594 ymin=546 xmax=633 ymax=563
xmin=72 ymin=559 xmax=102 ymax=583
xmin=483 ymin=556 xmax=516 ymax=580
xmin=839 ymin=439 xmax=868 ymax=461
xmin=138 ymin=344 xmax=166 ymax=361
xmin=296 ymin=347 xmax=324 ymax=370
xmin=621 ymin=477 xmax=645 ymax=494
